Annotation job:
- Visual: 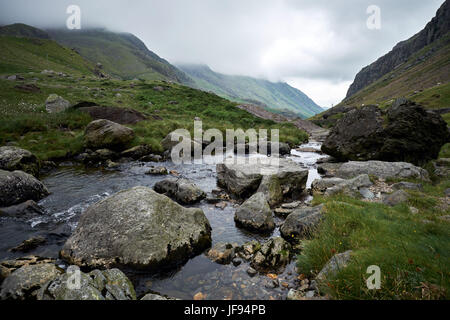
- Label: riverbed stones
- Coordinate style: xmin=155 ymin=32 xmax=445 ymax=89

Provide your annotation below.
xmin=153 ymin=178 xmax=206 ymax=204
xmin=0 ymin=263 xmax=61 ymax=300
xmin=84 ymin=119 xmax=135 ymax=151
xmin=146 ymin=166 xmax=168 ymax=175
xmin=121 ymin=145 xmax=152 ymax=159
xmin=256 ymin=175 xmax=283 ymax=207
xmin=234 ymin=192 xmax=275 ymax=233
xmin=336 ymin=161 xmax=429 ymax=181
xmin=383 ymin=190 xmax=409 ymax=207
xmin=37 ymin=268 xmax=136 ymax=300
xmin=10 ymin=236 xmax=46 ymax=253
xmin=280 ymin=205 xmax=325 ymax=242
xmin=322 ymin=100 xmax=449 ymax=165
xmin=0 ymin=146 xmax=40 ymax=177
xmin=0 ymin=200 xmax=45 ymax=219
xmin=60 ymin=187 xmax=211 ymax=270
xmin=0 ymin=170 xmax=49 ymax=207
xmin=217 ymin=158 xmax=308 ymax=200
xmin=206 ymin=243 xmax=236 ymax=265
xmin=316 ymin=250 xmax=353 ymax=282
xmin=45 ymin=94 xmax=70 ymax=113
xmin=251 ymin=237 xmax=291 ymax=273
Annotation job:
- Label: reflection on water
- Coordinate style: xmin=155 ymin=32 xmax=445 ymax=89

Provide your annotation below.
xmin=0 ymin=142 xmax=324 ymax=300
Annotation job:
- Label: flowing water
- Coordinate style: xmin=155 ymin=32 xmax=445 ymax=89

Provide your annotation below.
xmin=0 ymin=142 xmax=326 ymax=300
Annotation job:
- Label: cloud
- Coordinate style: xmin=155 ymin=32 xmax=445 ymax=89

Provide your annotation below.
xmin=0 ymin=0 xmax=445 ymax=107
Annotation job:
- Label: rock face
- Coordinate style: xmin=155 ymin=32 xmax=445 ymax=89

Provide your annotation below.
xmin=0 ymin=146 xmax=40 ymax=177
xmin=60 ymin=187 xmax=212 ymax=270
xmin=37 ymin=268 xmax=136 ymax=300
xmin=0 ymin=170 xmax=49 ymax=207
xmin=84 ymin=119 xmax=135 ymax=151
xmin=217 ymin=158 xmax=308 ymax=200
xmin=153 ymin=178 xmax=206 ymax=204
xmin=45 ymin=94 xmax=70 ymax=113
xmin=336 ymin=161 xmax=429 ymax=181
xmin=0 ymin=263 xmax=61 ymax=300
xmin=251 ymin=237 xmax=291 ymax=273
xmin=234 ymin=192 xmax=275 ymax=233
xmin=281 ymin=205 xmax=325 ymax=242
xmin=322 ymin=100 xmax=449 ymax=165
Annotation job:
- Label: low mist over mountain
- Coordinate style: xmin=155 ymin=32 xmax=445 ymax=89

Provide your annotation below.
xmin=179 ymin=64 xmax=323 ymax=119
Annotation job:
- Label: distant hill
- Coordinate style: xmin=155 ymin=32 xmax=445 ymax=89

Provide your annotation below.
xmin=0 ymin=23 xmax=50 ymax=40
xmin=312 ymin=0 xmax=450 ymax=127
xmin=45 ymin=28 xmax=194 ymax=85
xmin=178 ymin=64 xmax=323 ymax=119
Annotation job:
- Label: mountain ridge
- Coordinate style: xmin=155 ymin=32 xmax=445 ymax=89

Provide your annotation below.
xmin=178 ymin=64 xmax=323 ymax=119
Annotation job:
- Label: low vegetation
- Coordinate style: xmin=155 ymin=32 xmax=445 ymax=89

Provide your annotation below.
xmin=297 ymin=177 xmax=450 ymax=300
xmin=0 ymin=72 xmax=308 ymax=160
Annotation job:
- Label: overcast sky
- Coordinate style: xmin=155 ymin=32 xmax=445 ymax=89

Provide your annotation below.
xmin=0 ymin=0 xmax=445 ymax=108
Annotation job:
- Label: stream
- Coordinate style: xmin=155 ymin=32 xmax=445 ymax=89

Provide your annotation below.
xmin=0 ymin=141 xmax=327 ymax=300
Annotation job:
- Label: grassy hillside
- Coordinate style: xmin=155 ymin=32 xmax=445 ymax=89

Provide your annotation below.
xmin=0 ymin=73 xmax=307 ymax=161
xmin=0 ymin=23 xmax=50 ymax=39
xmin=0 ymin=35 xmax=94 ymax=75
xmin=47 ymin=29 xmax=194 ymax=85
xmin=178 ymin=64 xmax=323 ymax=119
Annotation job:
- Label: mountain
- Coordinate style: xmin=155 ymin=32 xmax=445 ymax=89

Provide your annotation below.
xmin=345 ymin=0 xmax=450 ymax=100
xmin=312 ymin=0 xmax=450 ymax=127
xmin=0 ymin=26 xmax=94 ymax=75
xmin=45 ymin=28 xmax=194 ymax=85
xmin=0 ymin=23 xmax=50 ymax=40
xmin=178 ymin=64 xmax=323 ymax=119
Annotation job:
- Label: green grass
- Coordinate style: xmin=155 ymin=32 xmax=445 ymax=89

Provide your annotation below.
xmin=0 ymin=73 xmax=308 ymax=160
xmin=297 ymin=178 xmax=450 ymax=300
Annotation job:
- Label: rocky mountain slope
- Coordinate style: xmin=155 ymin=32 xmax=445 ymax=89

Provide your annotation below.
xmin=178 ymin=64 xmax=323 ymax=119
xmin=312 ymin=1 xmax=450 ymax=129
xmin=46 ymin=29 xmax=194 ymax=85
xmin=346 ymin=0 xmax=450 ymax=99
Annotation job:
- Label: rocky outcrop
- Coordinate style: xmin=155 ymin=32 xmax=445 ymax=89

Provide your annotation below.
xmin=217 ymin=158 xmax=308 ymax=200
xmin=60 ymin=187 xmax=212 ymax=270
xmin=0 ymin=170 xmax=49 ymax=207
xmin=153 ymin=178 xmax=206 ymax=204
xmin=324 ymin=174 xmax=373 ymax=198
xmin=84 ymin=119 xmax=135 ymax=151
xmin=346 ymin=1 xmax=450 ymax=98
xmin=0 ymin=146 xmax=40 ymax=177
xmin=76 ymin=105 xmax=147 ymax=125
xmin=45 ymin=94 xmax=70 ymax=113
xmin=234 ymin=192 xmax=275 ymax=233
xmin=383 ymin=190 xmax=409 ymax=207
xmin=37 ymin=268 xmax=136 ymax=300
xmin=280 ymin=205 xmax=325 ymax=242
xmin=0 ymin=263 xmax=61 ymax=300
xmin=336 ymin=161 xmax=429 ymax=181
xmin=322 ymin=100 xmax=449 ymax=165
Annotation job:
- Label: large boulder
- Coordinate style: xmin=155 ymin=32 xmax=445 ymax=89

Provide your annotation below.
xmin=153 ymin=178 xmax=206 ymax=205
xmin=45 ymin=94 xmax=70 ymax=113
xmin=60 ymin=187 xmax=212 ymax=270
xmin=217 ymin=158 xmax=308 ymax=200
xmin=0 ymin=146 xmax=40 ymax=177
xmin=84 ymin=119 xmax=135 ymax=151
xmin=234 ymin=192 xmax=275 ymax=233
xmin=322 ymin=100 xmax=449 ymax=165
xmin=161 ymin=131 xmax=202 ymax=154
xmin=0 ymin=170 xmax=49 ymax=207
xmin=0 ymin=263 xmax=61 ymax=300
xmin=324 ymin=174 xmax=373 ymax=198
xmin=336 ymin=161 xmax=429 ymax=181
xmin=37 ymin=268 xmax=136 ymax=300
xmin=281 ymin=205 xmax=325 ymax=242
